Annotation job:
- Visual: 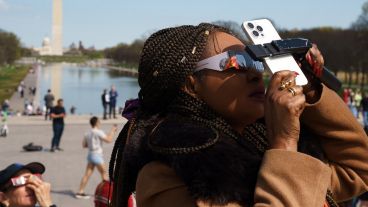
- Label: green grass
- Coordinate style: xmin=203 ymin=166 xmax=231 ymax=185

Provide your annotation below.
xmin=0 ymin=65 xmax=29 ymax=103
xmin=37 ymin=55 xmax=89 ymax=63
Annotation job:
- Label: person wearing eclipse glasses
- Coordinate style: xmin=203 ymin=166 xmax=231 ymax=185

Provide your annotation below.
xmin=109 ymin=23 xmax=368 ymax=207
xmin=0 ymin=162 xmax=56 ymax=207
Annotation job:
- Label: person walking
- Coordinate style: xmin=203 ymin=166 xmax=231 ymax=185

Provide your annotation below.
xmin=1 ymin=100 xmax=9 ymax=114
xmin=75 ymin=116 xmax=117 ymax=199
xmin=342 ymin=88 xmax=350 ymax=105
xmin=17 ymin=85 xmax=24 ymax=99
xmin=109 ymin=85 xmax=118 ymax=119
xmin=1 ymin=100 xmax=10 ymax=137
xmin=17 ymin=81 xmax=26 ymax=98
xmin=44 ymin=89 xmax=55 ymax=120
xmin=50 ymin=99 xmax=65 ymax=152
xmin=101 ymin=89 xmax=109 ymax=120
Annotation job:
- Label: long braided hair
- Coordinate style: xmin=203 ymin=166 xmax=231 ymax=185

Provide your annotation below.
xmin=109 ymin=23 xmax=338 ymax=207
xmin=109 ymin=23 xmax=229 ymax=207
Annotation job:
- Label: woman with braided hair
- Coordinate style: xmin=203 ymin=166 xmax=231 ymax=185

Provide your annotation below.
xmin=109 ymin=23 xmax=368 ymax=207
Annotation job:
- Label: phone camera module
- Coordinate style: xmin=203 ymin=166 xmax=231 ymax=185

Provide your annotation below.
xmin=256 ymin=26 xmax=263 ymax=32
xmin=252 ymin=30 xmax=259 ymax=37
xmin=247 ymin=23 xmax=254 ymax=29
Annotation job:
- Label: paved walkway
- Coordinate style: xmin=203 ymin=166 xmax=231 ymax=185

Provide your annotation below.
xmin=0 ymin=115 xmax=127 ymax=207
xmin=8 ymin=66 xmax=40 ymax=113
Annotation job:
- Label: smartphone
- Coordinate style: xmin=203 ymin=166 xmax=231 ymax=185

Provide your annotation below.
xmin=241 ymin=19 xmax=308 ymax=86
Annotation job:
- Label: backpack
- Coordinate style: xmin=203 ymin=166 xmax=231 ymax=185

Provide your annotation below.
xmin=22 ymin=142 xmax=43 ymax=151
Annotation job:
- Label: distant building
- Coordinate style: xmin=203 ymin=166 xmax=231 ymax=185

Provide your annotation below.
xmin=34 ymin=37 xmax=53 ymax=56
xmin=33 ymin=0 xmax=63 ymax=56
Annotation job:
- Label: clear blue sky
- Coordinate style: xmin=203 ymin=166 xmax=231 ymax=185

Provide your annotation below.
xmin=0 ymin=0 xmax=366 ymax=49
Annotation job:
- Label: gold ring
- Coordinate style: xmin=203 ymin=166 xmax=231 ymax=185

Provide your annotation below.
xmin=287 ymin=87 xmax=296 ymax=96
xmin=279 ymin=79 xmax=293 ymax=91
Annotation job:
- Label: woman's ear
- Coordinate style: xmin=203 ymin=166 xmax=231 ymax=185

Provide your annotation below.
xmin=183 ymin=75 xmax=199 ymax=97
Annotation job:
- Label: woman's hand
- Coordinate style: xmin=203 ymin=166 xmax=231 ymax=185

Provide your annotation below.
xmin=25 ymin=175 xmax=53 ymax=207
xmin=303 ymin=44 xmax=324 ymax=103
xmin=265 ymin=70 xmax=306 ymax=151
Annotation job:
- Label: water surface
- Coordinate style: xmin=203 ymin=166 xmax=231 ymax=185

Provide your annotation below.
xmin=38 ymin=63 xmax=140 ymax=115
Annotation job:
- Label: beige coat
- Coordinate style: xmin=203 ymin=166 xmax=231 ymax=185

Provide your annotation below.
xmin=135 ymin=86 xmax=368 ymax=207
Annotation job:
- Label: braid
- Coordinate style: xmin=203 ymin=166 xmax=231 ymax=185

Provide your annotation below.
xmin=109 ymin=120 xmax=132 ymax=207
xmin=109 ymin=122 xmax=127 ymax=180
xmin=166 ymin=92 xmax=267 ymax=156
xmin=138 ymin=23 xmax=230 ymax=115
xmin=110 ymin=23 xmax=230 ymax=207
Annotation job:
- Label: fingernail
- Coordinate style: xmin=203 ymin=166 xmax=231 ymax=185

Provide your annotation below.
xmin=306 ymin=53 xmax=313 ymax=65
xmin=306 ymin=53 xmax=311 ymax=61
xmin=294 ymin=72 xmax=299 ymax=76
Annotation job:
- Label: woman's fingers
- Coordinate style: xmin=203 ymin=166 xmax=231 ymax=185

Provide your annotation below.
xmin=268 ymin=70 xmax=297 ymax=90
xmin=306 ymin=44 xmax=324 ymax=77
xmin=284 ymin=86 xmax=306 ymax=116
xmin=271 ymin=85 xmax=305 ymax=115
xmin=26 ymin=181 xmax=52 ymax=207
xmin=26 ymin=174 xmax=43 ymax=186
xmin=265 ymin=71 xmax=306 ymax=151
xmin=284 ymin=85 xmax=303 ymax=97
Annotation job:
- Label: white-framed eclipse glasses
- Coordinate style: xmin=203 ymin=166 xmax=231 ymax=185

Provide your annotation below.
xmin=195 ymin=51 xmax=264 ymax=73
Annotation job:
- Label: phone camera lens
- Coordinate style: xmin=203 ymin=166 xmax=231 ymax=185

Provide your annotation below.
xmin=247 ymin=23 xmax=254 ymax=29
xmin=256 ymin=26 xmax=263 ymax=32
xmin=252 ymin=30 xmax=259 ymax=37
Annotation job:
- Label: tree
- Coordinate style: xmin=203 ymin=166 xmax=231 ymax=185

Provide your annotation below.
xmin=64 ymin=42 xmax=81 ymax=55
xmin=352 ymin=1 xmax=368 ymax=30
xmin=281 ymin=28 xmax=368 ymax=86
xmin=104 ymin=38 xmax=145 ymax=68
xmin=0 ymin=30 xmax=21 ymax=65
xmin=20 ymin=47 xmax=32 ymax=57
xmin=351 ymin=1 xmax=368 ymax=87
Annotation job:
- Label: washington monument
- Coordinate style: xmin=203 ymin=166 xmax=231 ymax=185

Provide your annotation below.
xmin=52 ymin=0 xmax=63 ymax=55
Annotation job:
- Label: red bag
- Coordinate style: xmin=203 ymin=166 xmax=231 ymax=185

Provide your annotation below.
xmin=94 ymin=181 xmax=113 ymax=207
xmin=94 ymin=180 xmax=136 ymax=207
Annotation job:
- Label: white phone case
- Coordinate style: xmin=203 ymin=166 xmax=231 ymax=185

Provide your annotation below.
xmin=241 ymin=19 xmax=308 ymax=85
